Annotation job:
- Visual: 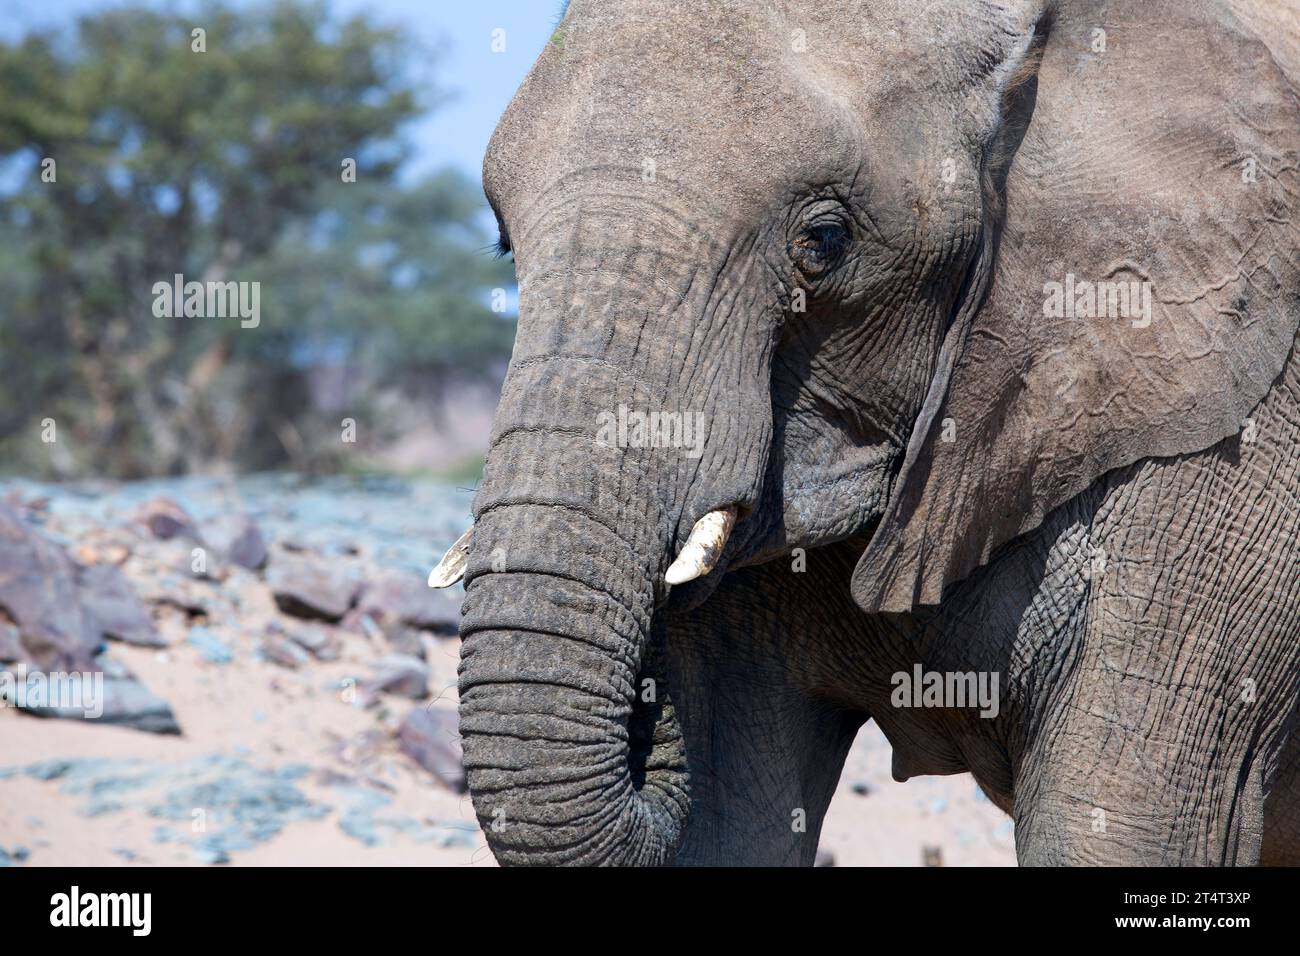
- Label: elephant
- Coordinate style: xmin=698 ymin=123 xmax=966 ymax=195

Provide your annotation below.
xmin=430 ymin=0 xmax=1300 ymax=865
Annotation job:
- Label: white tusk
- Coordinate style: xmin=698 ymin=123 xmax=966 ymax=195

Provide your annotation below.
xmin=664 ymin=506 xmax=737 ymax=586
xmin=428 ymin=526 xmax=473 ymax=588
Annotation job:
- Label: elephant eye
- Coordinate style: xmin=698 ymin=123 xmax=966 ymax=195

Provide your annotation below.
xmin=489 ymin=203 xmax=513 ymax=259
xmin=790 ymin=220 xmax=850 ymax=276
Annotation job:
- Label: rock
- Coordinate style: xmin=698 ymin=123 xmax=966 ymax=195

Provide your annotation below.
xmin=382 ymin=623 xmax=426 ymax=661
xmin=201 ymin=513 xmax=268 ymax=571
xmin=30 ymin=754 xmax=326 ymax=860
xmin=193 ymin=842 xmax=231 ymax=865
xmin=94 ymin=654 xmax=132 ymax=680
xmin=397 ymin=707 xmax=466 ymax=793
xmin=287 ymin=625 xmax=340 ymax=662
xmin=76 ymin=562 xmax=165 ymax=647
xmin=134 ymin=496 xmax=199 ymax=541
xmin=165 ymin=540 xmax=228 ymax=582
xmin=0 ymin=503 xmax=100 ymax=670
xmin=814 ymin=849 xmax=836 ymax=867
xmin=341 ymin=609 xmax=384 ymax=643
xmin=0 ymin=619 xmax=22 ymax=663
xmin=151 ymin=573 xmax=215 ymax=614
xmin=17 ymin=671 xmax=181 ymax=735
xmin=98 ymin=678 xmax=182 ymax=734
xmin=356 ymin=570 xmax=461 ymax=635
xmin=850 ymin=781 xmax=872 ymax=797
xmin=360 ymin=654 xmax=428 ymax=701
xmin=335 ymin=783 xmax=396 ymax=846
xmin=187 ymin=627 xmax=233 ymax=665
xmin=266 ymin=552 xmax=359 ymax=622
xmin=922 ymin=845 xmax=944 ymax=867
xmin=260 ymin=634 xmax=310 ymax=670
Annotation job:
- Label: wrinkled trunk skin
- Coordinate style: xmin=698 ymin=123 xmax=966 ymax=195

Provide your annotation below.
xmin=455 ymin=209 xmax=742 ymax=863
xmin=457 ymin=351 xmax=697 ymax=863
xmin=457 ymin=492 xmax=690 ymax=865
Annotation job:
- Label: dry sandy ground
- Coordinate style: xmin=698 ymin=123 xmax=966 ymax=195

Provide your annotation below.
xmin=0 ymin=473 xmax=1013 ymax=867
xmin=0 ymin=632 xmax=1014 ymax=867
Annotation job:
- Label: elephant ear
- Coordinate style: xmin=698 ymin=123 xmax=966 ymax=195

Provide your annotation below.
xmin=852 ymin=0 xmax=1300 ymax=614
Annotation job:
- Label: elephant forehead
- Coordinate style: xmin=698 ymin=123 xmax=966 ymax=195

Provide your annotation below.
xmin=485 ymin=0 xmax=1039 ymax=222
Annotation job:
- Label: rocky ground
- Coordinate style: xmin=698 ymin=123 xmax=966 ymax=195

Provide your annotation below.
xmin=0 ymin=475 xmax=1014 ymax=867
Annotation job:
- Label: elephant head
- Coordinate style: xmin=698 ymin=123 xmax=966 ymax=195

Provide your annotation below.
xmin=444 ymin=0 xmax=1300 ymax=865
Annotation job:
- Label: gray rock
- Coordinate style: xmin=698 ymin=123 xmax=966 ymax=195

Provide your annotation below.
xmin=134 ymin=496 xmax=199 ymax=541
xmin=158 ymin=538 xmax=227 ymax=582
xmin=187 ymin=627 xmax=233 ymax=665
xmin=201 ymin=513 xmax=268 ymax=571
xmin=397 ymin=707 xmax=466 ymax=793
xmin=192 ymin=842 xmax=231 ymax=865
xmin=357 ymin=570 xmax=461 ymax=635
xmin=327 ymin=778 xmax=474 ymax=848
xmin=260 ymin=634 xmax=311 ymax=670
xmin=0 ymin=620 xmax=23 ymax=663
xmin=93 ymin=654 xmax=132 ymax=680
xmin=77 ymin=562 xmax=165 ymax=647
xmin=20 ymin=675 xmax=181 ymax=735
xmin=383 ymin=623 xmax=426 ymax=661
xmin=360 ymin=654 xmax=428 ymax=701
xmin=0 ymin=504 xmax=100 ymax=669
xmin=266 ymin=552 xmax=359 ymax=622
xmin=287 ymin=625 xmax=340 ymax=662
xmin=0 ymin=510 xmax=177 ymax=734
xmin=154 ymin=574 xmax=214 ymax=614
xmin=340 ymin=609 xmax=383 ymax=643
xmin=36 ymin=754 xmax=327 ymax=862
xmin=17 ymin=759 xmax=79 ymax=781
xmin=334 ymin=784 xmax=394 ymax=846
xmin=98 ymin=676 xmax=180 ymax=735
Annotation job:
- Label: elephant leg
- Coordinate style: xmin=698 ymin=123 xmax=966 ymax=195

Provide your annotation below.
xmin=662 ymin=546 xmax=867 ymax=866
xmin=1008 ymin=455 xmax=1300 ymax=864
xmin=1013 ymin=684 xmax=1270 ymax=866
xmin=921 ymin=340 xmax=1300 ymax=866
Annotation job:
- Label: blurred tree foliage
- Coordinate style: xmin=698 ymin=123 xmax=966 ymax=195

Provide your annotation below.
xmin=0 ymin=1 xmax=515 ymax=477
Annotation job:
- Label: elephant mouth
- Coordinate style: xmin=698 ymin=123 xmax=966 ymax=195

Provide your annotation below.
xmin=686 ymin=442 xmax=897 ymax=583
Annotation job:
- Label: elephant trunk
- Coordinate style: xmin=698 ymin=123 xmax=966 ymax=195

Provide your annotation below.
xmin=457 ymin=511 xmax=688 ymax=865
xmin=457 ymin=354 xmax=693 ymax=865
xmin=455 ymin=201 xmax=768 ymax=864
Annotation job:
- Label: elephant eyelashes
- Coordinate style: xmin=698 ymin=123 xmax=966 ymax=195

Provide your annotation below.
xmin=790 ymin=220 xmax=850 ymax=277
xmin=489 ymin=203 xmax=512 ymax=258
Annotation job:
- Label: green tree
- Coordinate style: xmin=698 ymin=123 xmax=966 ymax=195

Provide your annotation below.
xmin=0 ymin=0 xmax=514 ymax=477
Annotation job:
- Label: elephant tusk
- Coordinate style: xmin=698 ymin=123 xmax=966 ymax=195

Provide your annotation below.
xmin=664 ymin=506 xmax=736 ymax=586
xmin=428 ymin=526 xmax=474 ymax=588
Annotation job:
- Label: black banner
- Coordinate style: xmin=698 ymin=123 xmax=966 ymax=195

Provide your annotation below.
xmin=0 ymin=866 xmax=1287 ymax=941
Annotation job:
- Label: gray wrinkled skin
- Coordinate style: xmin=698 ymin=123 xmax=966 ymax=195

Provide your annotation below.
xmin=456 ymin=0 xmax=1300 ymax=865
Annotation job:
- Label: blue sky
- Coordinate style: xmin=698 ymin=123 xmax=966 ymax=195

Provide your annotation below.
xmin=0 ymin=0 xmax=565 ymax=183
